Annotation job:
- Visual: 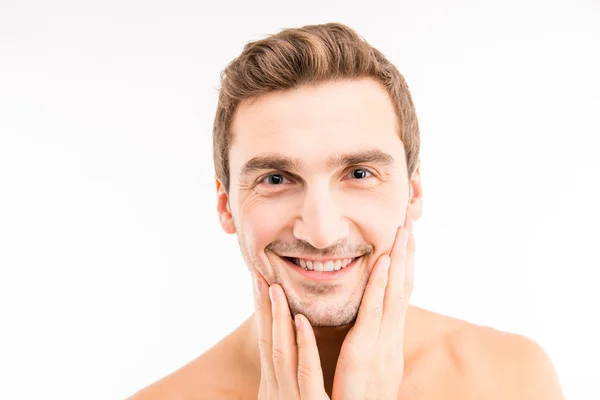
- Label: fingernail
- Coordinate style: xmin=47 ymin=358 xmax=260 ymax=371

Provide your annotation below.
xmin=269 ymin=285 xmax=275 ymax=303
xmin=254 ymin=274 xmax=262 ymax=293
xmin=295 ymin=316 xmax=302 ymax=332
xmin=381 ymin=255 xmax=391 ymax=271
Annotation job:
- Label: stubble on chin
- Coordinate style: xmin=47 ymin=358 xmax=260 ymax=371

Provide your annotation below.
xmin=280 ymin=275 xmax=370 ymax=328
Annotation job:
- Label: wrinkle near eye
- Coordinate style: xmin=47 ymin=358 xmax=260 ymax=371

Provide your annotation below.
xmin=242 ymin=190 xmax=273 ymax=208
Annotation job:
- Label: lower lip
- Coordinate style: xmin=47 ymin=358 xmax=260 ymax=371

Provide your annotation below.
xmin=281 ymin=256 xmax=361 ymax=281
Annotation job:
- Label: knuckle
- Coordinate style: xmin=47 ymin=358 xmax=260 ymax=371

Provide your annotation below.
xmin=258 ymin=338 xmax=271 ymax=355
xmin=393 ymin=293 xmax=406 ymax=306
xmin=296 ymin=362 xmax=314 ymax=383
xmin=388 ymin=287 xmax=408 ymax=306
xmin=271 ymin=346 xmax=285 ymax=365
xmin=370 ymin=304 xmax=384 ymax=318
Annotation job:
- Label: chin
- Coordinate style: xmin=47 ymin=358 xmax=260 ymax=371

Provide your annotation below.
xmin=288 ymin=296 xmax=360 ymax=327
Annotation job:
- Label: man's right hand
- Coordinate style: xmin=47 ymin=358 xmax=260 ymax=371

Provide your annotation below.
xmin=252 ymin=273 xmax=330 ymax=399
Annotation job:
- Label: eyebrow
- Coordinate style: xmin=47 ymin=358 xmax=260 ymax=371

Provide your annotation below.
xmin=327 ymin=149 xmax=395 ymax=170
xmin=239 ymin=149 xmax=395 ymax=179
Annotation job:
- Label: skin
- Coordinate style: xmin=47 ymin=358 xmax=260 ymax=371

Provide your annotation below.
xmin=252 ymin=221 xmax=414 ymax=399
xmin=128 ymin=78 xmax=565 ymax=399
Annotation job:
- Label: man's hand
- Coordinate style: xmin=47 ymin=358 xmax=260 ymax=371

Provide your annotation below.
xmin=332 ymin=220 xmax=415 ymax=400
xmin=252 ymin=271 xmax=330 ymax=399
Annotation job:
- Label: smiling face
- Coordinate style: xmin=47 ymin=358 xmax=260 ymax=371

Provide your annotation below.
xmin=216 ymin=78 xmax=422 ymax=327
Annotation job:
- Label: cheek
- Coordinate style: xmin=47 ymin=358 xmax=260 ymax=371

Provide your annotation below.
xmin=342 ymin=188 xmax=406 ymax=249
xmin=240 ymin=196 xmax=295 ymax=250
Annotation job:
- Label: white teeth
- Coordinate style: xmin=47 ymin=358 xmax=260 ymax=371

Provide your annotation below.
xmin=291 ymin=257 xmax=358 ymax=272
xmin=313 ymin=261 xmax=324 ymax=272
xmin=334 ymin=260 xmax=342 ymax=271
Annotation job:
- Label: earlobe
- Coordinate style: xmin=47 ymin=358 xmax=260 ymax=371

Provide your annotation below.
xmin=220 ymin=213 xmax=236 ymax=234
xmin=216 ymin=178 xmax=237 ymax=234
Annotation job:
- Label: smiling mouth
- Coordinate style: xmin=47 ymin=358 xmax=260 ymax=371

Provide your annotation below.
xmin=283 ymin=256 xmax=360 ymax=272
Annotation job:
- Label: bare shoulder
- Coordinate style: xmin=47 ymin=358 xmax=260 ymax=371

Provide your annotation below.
xmin=445 ymin=319 xmax=565 ymax=400
xmin=126 ymin=333 xmax=253 ymax=400
xmin=404 ymin=307 xmax=564 ymax=399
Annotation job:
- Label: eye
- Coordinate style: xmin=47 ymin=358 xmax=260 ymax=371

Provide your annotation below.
xmin=260 ymin=173 xmax=290 ymax=186
xmin=347 ymin=168 xmax=373 ymax=180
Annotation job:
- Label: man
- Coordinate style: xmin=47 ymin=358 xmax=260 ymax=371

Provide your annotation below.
xmin=130 ymin=22 xmax=564 ymax=399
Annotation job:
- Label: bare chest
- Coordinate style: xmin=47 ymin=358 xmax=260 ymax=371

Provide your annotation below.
xmin=225 ymin=358 xmax=470 ymax=400
xmin=223 ymin=376 xmax=471 ymax=400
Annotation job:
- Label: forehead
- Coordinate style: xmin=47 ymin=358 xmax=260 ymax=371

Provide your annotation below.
xmin=229 ymin=78 xmax=404 ymax=175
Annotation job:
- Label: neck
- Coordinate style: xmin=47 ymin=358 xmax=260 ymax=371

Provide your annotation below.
xmin=311 ymin=322 xmax=354 ymax=394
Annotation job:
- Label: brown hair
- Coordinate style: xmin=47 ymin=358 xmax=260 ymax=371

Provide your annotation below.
xmin=213 ymin=22 xmax=420 ymax=193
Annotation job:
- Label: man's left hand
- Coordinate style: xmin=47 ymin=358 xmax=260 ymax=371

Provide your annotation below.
xmin=332 ymin=219 xmax=415 ymax=400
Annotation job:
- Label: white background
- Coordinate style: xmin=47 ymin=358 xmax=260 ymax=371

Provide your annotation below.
xmin=1 ymin=1 xmax=599 ymax=399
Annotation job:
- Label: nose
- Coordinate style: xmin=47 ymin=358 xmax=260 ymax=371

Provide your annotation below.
xmin=292 ymin=185 xmax=349 ymax=250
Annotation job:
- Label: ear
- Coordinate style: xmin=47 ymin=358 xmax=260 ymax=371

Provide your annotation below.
xmin=216 ymin=178 xmax=236 ymax=234
xmin=407 ymin=160 xmax=423 ymax=222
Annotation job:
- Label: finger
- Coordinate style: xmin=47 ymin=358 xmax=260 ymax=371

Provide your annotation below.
xmin=252 ymin=273 xmax=278 ymax=397
xmin=405 ymin=217 xmax=414 ymax=235
xmin=270 ymin=284 xmax=301 ymax=396
xmin=388 ymin=230 xmax=415 ymax=354
xmin=405 ymin=230 xmax=415 ymax=300
xmin=353 ymin=252 xmax=391 ymax=338
xmin=295 ymin=314 xmax=327 ymax=398
xmin=381 ymin=223 xmax=414 ymax=339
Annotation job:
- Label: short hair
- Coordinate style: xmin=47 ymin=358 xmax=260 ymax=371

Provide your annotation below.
xmin=213 ymin=22 xmax=420 ymax=192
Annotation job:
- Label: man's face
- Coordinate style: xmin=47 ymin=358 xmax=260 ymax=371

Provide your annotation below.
xmin=219 ymin=78 xmax=421 ymax=327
